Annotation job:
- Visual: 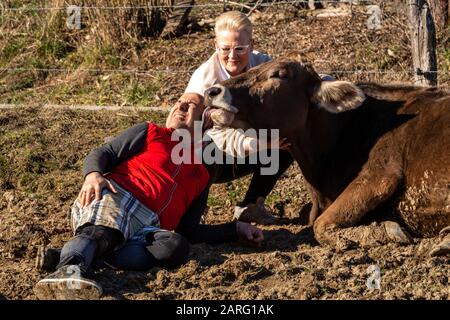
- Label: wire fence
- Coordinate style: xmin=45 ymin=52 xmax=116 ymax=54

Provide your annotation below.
xmin=0 ymin=1 xmax=383 ymax=12
xmin=1 ymin=1 xmax=433 ymax=77
xmin=0 ymin=0 xmax=448 ymax=108
xmin=0 ymin=67 xmax=444 ymax=75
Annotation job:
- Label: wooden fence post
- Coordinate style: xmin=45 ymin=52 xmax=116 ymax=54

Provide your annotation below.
xmin=408 ymin=0 xmax=438 ymax=86
xmin=308 ymin=1 xmax=324 ymax=10
xmin=428 ymin=0 xmax=449 ymax=32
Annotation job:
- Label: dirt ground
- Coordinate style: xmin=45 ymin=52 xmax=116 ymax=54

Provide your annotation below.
xmin=0 ymin=3 xmax=449 ymax=300
xmin=0 ymin=107 xmax=448 ymax=300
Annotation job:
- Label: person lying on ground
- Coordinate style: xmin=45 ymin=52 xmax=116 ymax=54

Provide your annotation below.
xmin=33 ymin=92 xmax=263 ymax=300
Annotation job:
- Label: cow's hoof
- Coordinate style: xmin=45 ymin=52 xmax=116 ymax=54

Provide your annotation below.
xmin=429 ymin=236 xmax=450 ymax=257
xmin=384 ymin=221 xmax=413 ymax=245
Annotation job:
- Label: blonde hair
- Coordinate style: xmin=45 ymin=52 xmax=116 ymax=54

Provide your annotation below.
xmin=214 ymin=11 xmax=253 ymax=39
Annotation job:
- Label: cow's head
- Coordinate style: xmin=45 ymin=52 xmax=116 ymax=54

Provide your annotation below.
xmin=205 ymin=59 xmax=365 ymax=137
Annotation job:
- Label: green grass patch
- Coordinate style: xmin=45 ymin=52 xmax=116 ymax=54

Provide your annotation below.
xmin=38 ymin=38 xmax=74 ymax=60
xmin=60 ymin=44 xmax=122 ymax=71
xmin=83 ymin=46 xmax=122 ymax=68
xmin=23 ymin=151 xmax=59 ymax=175
xmin=123 ymin=80 xmax=158 ymax=106
xmin=1 ymin=37 xmax=28 ymax=63
xmin=207 ymin=194 xmax=222 ymax=207
xmin=1 ymin=129 xmax=38 ymax=148
xmin=5 ymin=90 xmax=30 ymax=104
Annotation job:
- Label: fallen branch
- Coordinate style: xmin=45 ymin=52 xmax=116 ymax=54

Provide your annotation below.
xmin=213 ymin=0 xmax=254 ymax=11
xmin=247 ymin=0 xmax=264 ymax=17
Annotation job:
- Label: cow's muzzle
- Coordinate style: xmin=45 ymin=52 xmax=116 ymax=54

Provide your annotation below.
xmin=204 ymin=85 xmax=238 ymax=113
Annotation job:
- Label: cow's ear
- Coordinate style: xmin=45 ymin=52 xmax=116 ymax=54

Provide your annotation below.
xmin=312 ymin=81 xmax=365 ymax=113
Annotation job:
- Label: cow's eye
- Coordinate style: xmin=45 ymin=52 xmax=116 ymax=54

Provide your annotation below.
xmin=278 ymin=69 xmax=288 ymax=79
xmin=269 ymin=69 xmax=288 ymax=80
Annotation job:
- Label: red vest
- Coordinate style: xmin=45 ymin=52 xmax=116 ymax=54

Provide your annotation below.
xmin=107 ymin=123 xmax=210 ymax=230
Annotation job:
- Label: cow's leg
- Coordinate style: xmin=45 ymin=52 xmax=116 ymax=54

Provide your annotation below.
xmin=313 ymin=161 xmax=411 ymax=250
xmin=304 ymin=182 xmax=321 ymax=226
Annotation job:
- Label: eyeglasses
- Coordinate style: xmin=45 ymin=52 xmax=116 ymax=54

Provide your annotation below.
xmin=216 ymin=44 xmax=251 ymax=56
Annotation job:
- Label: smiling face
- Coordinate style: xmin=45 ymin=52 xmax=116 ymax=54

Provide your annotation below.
xmin=165 ymin=93 xmax=205 ymax=135
xmin=215 ymin=29 xmax=252 ymax=77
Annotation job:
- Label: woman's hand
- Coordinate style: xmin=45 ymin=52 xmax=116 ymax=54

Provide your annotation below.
xmin=78 ymin=172 xmax=117 ymax=208
xmin=236 ymin=221 xmax=264 ymax=246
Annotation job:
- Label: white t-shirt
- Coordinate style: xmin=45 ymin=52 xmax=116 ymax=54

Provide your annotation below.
xmin=185 ymin=50 xmax=272 ymax=96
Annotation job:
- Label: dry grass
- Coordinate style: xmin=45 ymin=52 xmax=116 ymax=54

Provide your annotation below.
xmin=0 ymin=1 xmax=448 ymax=106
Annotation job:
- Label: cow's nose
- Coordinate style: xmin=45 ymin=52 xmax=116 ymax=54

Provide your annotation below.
xmin=205 ymin=86 xmax=222 ymax=98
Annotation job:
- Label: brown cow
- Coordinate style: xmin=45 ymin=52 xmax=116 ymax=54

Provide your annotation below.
xmin=205 ymin=59 xmax=450 ymax=255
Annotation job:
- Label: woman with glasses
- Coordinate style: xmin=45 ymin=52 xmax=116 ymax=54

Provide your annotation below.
xmin=186 ymin=11 xmax=271 ymax=96
xmin=185 ymin=11 xmax=294 ymax=225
